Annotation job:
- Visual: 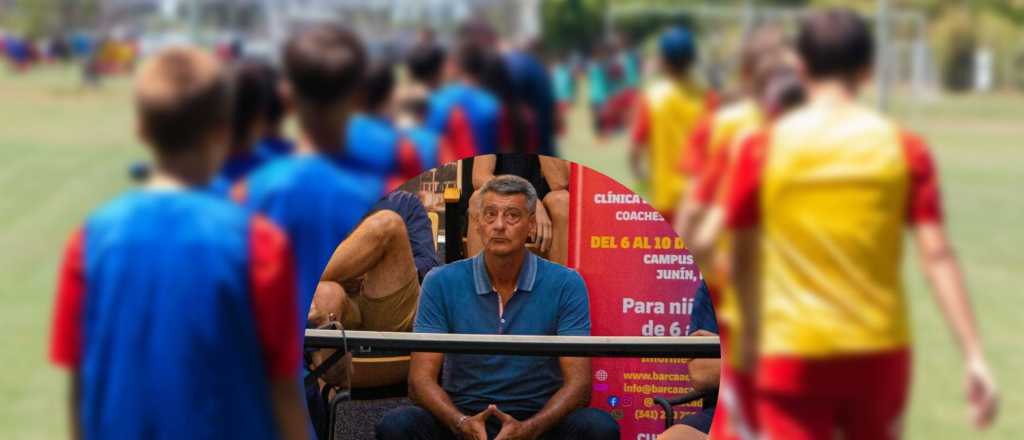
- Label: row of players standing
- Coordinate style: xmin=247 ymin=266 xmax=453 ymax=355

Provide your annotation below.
xmin=211 ymin=21 xmax=560 ymax=197
xmin=47 ymin=19 xmax=563 ymax=439
xmin=660 ymin=9 xmax=999 ymax=440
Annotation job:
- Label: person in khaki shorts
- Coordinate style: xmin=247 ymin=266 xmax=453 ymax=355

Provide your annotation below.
xmin=309 ymin=190 xmax=438 ymax=392
xmin=316 ymin=207 xmax=421 ymax=333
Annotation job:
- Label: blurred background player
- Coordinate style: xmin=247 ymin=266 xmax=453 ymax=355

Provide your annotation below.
xmin=233 ymin=25 xmax=385 ymax=437
xmin=481 ymin=51 xmax=539 ymax=154
xmin=675 ymin=24 xmax=792 ymax=272
xmin=674 ymin=46 xmax=807 ymax=440
xmin=425 ymin=35 xmax=500 ymax=160
xmin=343 ymin=61 xmax=437 ymax=191
xmin=551 ymin=54 xmax=575 ymax=137
xmin=211 ymin=58 xmax=274 ymax=193
xmin=49 ymin=47 xmax=307 ymax=440
xmin=630 ymin=26 xmax=716 ymax=222
xmin=400 ymin=42 xmax=446 ymax=129
xmin=504 ymin=36 xmax=558 ymax=157
xmin=724 ymin=8 xmax=999 ymax=439
xmin=599 ymin=33 xmax=641 ymax=137
xmin=586 ymin=42 xmax=612 ymax=138
xmin=254 ymin=61 xmax=295 ymax=157
xmin=674 ymin=24 xmax=788 ymax=199
xmin=234 ymin=24 xmax=382 ymax=331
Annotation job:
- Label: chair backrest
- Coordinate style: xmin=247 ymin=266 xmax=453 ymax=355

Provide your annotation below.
xmin=428 ymin=211 xmax=440 ymax=249
xmin=351 ymin=355 xmax=411 ymax=389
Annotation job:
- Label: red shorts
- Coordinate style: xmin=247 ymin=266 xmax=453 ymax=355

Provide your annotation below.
xmin=755 ymin=349 xmax=910 ymax=440
xmin=709 ymin=323 xmax=758 ymax=440
xmin=709 ymin=367 xmax=757 ymax=440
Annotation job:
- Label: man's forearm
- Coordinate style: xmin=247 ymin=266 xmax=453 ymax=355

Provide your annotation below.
xmin=521 ymin=361 xmax=590 ymax=435
xmin=409 ymin=374 xmax=466 ymax=431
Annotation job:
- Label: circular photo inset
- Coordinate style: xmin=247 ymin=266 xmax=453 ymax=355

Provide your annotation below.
xmin=307 ymin=154 xmax=710 ymax=440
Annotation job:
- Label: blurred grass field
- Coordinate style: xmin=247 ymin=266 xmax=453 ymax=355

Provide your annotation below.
xmin=0 ymin=65 xmax=1020 ymax=439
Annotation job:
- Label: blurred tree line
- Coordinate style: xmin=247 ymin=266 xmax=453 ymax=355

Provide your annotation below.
xmin=0 ymin=0 xmax=100 ymax=38
xmin=541 ymin=0 xmax=1024 ymax=91
xmin=2 ymin=0 xmax=1022 ymax=90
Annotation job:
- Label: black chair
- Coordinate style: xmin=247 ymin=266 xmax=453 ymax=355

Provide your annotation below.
xmin=306 ymin=323 xmax=415 ymax=440
xmin=654 ymin=388 xmax=714 ymax=432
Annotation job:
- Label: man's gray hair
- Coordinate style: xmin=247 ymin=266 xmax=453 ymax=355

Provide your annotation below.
xmin=478 ymin=175 xmax=538 ymax=214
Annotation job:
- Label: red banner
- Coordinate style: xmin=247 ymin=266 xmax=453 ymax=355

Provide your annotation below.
xmin=568 ymin=163 xmax=703 ymax=440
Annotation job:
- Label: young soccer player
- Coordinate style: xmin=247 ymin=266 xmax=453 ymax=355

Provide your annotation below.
xmin=212 ymin=59 xmax=273 ymax=192
xmin=503 ymin=36 xmax=558 ymax=157
xmin=587 ymin=43 xmax=612 ymax=137
xmin=398 ymin=43 xmax=450 ymax=165
xmin=551 ymin=55 xmax=575 ymax=137
xmin=425 ymin=37 xmax=501 ymax=160
xmin=234 ymin=24 xmax=383 ymax=328
xmin=401 ymin=42 xmax=445 ymax=124
xmin=49 ymin=47 xmax=307 ymax=439
xmin=724 ymin=9 xmax=999 ymax=439
xmin=674 ymin=48 xmax=806 ymax=440
xmin=630 ymin=26 xmax=717 ymax=222
xmin=481 ymin=51 xmax=539 ymax=153
xmin=342 ymin=61 xmax=438 ymax=191
xmin=253 ymin=61 xmax=295 ymax=157
xmin=674 ymin=24 xmax=787 ymax=195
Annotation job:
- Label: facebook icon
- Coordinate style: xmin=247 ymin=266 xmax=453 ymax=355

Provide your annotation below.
xmin=608 ymin=396 xmax=620 ymax=408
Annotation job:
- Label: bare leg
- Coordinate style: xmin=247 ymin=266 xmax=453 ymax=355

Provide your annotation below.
xmin=543 ymin=189 xmax=570 ymax=265
xmin=466 ymin=188 xmax=484 ymax=258
xmin=657 ymin=424 xmax=708 ymax=440
xmin=309 ymin=281 xmax=361 ymax=329
xmin=320 ymin=210 xmax=417 ymax=300
xmin=308 ymin=281 xmax=354 ymax=389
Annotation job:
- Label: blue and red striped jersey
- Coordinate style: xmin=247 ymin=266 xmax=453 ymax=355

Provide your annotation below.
xmin=235 ymin=154 xmax=383 ymax=328
xmin=426 ymin=83 xmax=500 ymax=159
xmin=50 ymin=189 xmax=299 ymax=439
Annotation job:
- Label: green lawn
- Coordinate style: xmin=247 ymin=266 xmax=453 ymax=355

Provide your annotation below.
xmin=0 ymin=65 xmax=1020 ymax=438
xmin=0 ymin=65 xmax=145 ymax=439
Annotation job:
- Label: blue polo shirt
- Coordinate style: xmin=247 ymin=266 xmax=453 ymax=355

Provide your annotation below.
xmin=414 ymin=251 xmax=590 ymax=414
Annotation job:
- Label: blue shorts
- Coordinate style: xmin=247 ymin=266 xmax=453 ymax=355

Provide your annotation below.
xmin=679 ymin=406 xmax=715 ymax=434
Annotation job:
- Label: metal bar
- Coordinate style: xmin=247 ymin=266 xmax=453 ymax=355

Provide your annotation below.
xmin=305 ymin=330 xmax=720 ymax=358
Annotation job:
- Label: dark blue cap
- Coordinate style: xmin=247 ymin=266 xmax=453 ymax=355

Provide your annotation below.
xmin=659 ymin=26 xmax=695 ymax=66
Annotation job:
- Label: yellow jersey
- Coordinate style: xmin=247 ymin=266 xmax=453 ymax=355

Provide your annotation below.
xmin=723 ymin=103 xmax=943 ymax=358
xmin=631 ymin=77 xmax=716 ymax=214
xmin=688 ymin=100 xmax=763 ymax=368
